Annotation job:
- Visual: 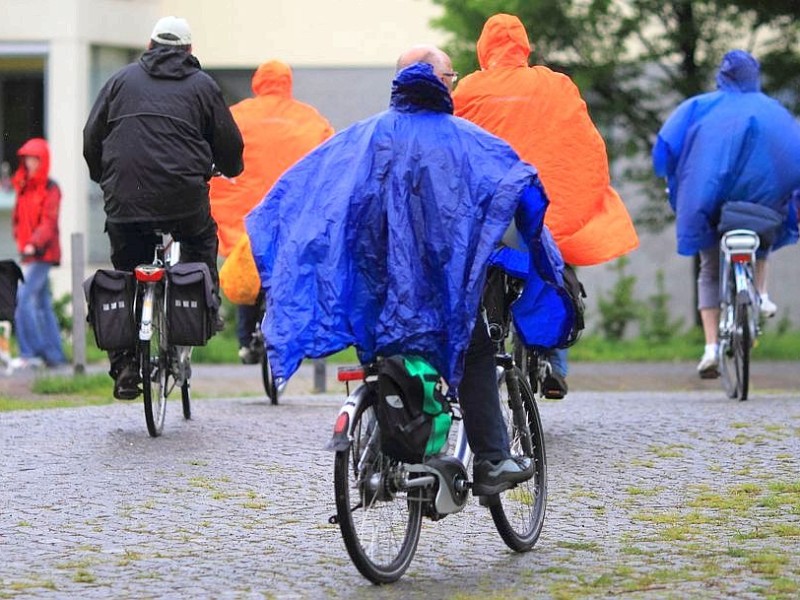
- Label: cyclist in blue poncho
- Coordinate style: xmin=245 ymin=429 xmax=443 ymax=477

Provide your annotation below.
xmin=246 ymin=45 xmax=573 ymax=495
xmin=653 ymin=49 xmax=800 ymax=378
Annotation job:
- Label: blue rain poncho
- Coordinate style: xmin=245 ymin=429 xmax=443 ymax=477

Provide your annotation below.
xmin=246 ymin=63 xmax=573 ymax=387
xmin=652 ymin=50 xmax=800 ymax=256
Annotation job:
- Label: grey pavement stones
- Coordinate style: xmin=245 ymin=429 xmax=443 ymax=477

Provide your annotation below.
xmin=2 ymin=386 xmax=800 ymax=598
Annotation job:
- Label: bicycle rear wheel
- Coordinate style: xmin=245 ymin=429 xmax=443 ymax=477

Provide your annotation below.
xmin=733 ymin=296 xmax=751 ymax=401
xmin=141 ymin=302 xmax=168 ymax=437
xmin=333 ymin=394 xmax=423 ymax=583
xmin=260 ymin=350 xmax=278 ymax=405
xmin=490 ymin=366 xmax=547 ymax=552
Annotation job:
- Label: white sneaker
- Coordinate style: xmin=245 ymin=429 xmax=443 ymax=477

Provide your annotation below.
xmin=10 ymin=356 xmax=44 ymax=370
xmin=760 ymin=296 xmax=777 ymax=318
xmin=697 ymin=349 xmax=719 ymax=379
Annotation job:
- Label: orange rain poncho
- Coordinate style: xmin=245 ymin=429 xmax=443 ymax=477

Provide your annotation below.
xmin=453 ymin=14 xmax=638 ymax=266
xmin=209 ymin=60 xmax=334 ymax=256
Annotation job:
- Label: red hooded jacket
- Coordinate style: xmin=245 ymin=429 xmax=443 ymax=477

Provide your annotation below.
xmin=12 ymin=138 xmax=61 ymax=265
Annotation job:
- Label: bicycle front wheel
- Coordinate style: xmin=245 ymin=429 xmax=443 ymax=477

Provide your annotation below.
xmin=141 ymin=305 xmax=167 ymax=437
xmin=333 ymin=395 xmax=423 ymax=583
xmin=490 ymin=366 xmax=547 ymax=552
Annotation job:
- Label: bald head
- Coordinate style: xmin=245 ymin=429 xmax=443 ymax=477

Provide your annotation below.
xmin=396 ymin=45 xmax=456 ymax=91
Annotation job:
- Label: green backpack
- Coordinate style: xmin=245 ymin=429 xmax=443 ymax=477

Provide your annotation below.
xmin=374 ymin=355 xmax=453 ymax=464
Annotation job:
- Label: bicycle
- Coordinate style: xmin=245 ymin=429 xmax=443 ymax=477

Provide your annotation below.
xmin=326 ymin=294 xmax=547 ymax=583
xmin=133 ymin=232 xmax=193 ymax=436
xmin=241 ymin=295 xmax=279 ymax=404
xmin=717 ymin=228 xmax=761 ymax=401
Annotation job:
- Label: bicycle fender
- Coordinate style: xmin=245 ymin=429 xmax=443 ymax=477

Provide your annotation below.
xmin=324 ymin=383 xmax=373 ymax=452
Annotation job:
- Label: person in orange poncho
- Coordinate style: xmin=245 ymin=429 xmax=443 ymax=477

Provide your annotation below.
xmin=453 ymin=13 xmax=639 ymax=397
xmin=209 ymin=60 xmax=333 ymax=361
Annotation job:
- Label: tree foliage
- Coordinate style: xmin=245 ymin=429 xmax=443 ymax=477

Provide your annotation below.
xmin=430 ymin=0 xmax=800 ymax=231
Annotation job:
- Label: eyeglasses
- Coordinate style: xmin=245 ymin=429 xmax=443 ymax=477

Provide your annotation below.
xmin=443 ymin=71 xmax=459 ymax=83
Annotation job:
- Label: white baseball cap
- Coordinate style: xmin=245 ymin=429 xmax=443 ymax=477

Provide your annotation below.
xmin=150 ymin=16 xmax=192 ymax=46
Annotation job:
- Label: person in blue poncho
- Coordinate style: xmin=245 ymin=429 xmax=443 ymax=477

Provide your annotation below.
xmin=246 ymin=45 xmax=573 ymax=495
xmin=653 ymin=49 xmax=800 ymax=378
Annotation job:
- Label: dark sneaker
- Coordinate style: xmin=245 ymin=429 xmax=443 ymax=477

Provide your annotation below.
xmin=113 ymin=363 xmax=141 ymax=400
xmin=472 ymin=456 xmax=534 ymax=496
xmin=238 ymin=346 xmax=259 ymax=365
xmin=214 ymin=314 xmax=225 ymax=333
xmin=542 ymin=371 xmax=568 ymax=399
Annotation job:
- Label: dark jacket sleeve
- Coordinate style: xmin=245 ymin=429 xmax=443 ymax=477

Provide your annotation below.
xmin=204 ymin=84 xmax=244 ymax=178
xmin=83 ymin=79 xmax=113 ymax=183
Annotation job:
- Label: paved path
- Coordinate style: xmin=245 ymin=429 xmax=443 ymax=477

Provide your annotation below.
xmin=2 ymin=365 xmax=800 ymax=598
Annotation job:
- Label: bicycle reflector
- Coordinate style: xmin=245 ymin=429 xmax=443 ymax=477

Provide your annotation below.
xmin=333 ymin=412 xmax=350 ymax=435
xmin=134 ymin=265 xmax=166 ymax=282
xmin=337 ymin=366 xmax=365 ymax=382
xmin=730 ymin=253 xmax=752 ymax=264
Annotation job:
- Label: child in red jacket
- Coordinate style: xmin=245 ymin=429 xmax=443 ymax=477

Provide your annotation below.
xmin=11 ymin=137 xmax=67 ymax=368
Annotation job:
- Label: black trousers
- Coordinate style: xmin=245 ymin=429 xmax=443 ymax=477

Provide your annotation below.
xmin=457 ymin=315 xmax=510 ymax=462
xmin=105 ymin=210 xmax=219 ymax=375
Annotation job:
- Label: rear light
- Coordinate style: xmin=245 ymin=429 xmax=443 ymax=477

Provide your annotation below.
xmin=731 ymin=253 xmax=751 ymax=264
xmin=134 ymin=265 xmax=165 ymax=282
xmin=333 ymin=412 xmax=350 ymax=435
xmin=337 ymin=366 xmax=365 ymax=381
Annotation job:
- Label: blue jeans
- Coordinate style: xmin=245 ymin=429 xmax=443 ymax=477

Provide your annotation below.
xmin=15 ymin=262 xmax=67 ymax=365
xmin=545 ymin=348 xmax=568 ymax=377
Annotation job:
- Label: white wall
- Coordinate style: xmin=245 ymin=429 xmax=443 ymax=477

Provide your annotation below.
xmin=161 ymin=0 xmax=446 ymax=67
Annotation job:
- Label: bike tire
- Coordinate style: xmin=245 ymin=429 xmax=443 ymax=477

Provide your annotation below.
xmin=490 ymin=366 xmax=547 ymax=552
xmin=141 ymin=305 xmax=167 ymax=437
xmin=181 ymin=381 xmax=191 ymax=419
xmin=734 ymin=296 xmax=751 ymax=401
xmin=333 ymin=393 xmax=423 ymax=583
xmin=260 ymin=351 xmax=278 ymax=405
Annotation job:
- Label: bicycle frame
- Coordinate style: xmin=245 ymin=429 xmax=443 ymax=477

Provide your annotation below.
xmin=720 ymin=229 xmax=759 ymax=339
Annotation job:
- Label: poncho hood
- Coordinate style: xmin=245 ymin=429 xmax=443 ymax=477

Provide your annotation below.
xmin=252 ymin=60 xmax=292 ymax=97
xmin=390 ymin=62 xmax=454 ymax=114
xmin=477 ymin=13 xmax=530 ymax=70
xmin=716 ymin=49 xmax=761 ymax=93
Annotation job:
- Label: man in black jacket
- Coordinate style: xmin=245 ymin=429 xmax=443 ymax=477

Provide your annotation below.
xmin=83 ymin=16 xmax=244 ymax=399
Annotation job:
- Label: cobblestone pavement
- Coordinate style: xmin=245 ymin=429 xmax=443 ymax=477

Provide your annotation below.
xmin=2 ymin=367 xmax=800 ymax=598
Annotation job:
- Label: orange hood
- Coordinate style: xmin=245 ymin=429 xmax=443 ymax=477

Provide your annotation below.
xmin=252 ymin=60 xmax=292 ymax=98
xmin=477 ymin=13 xmax=531 ymax=70
xmin=454 ymin=15 xmax=638 ymax=266
xmin=209 ymin=62 xmax=334 ymax=256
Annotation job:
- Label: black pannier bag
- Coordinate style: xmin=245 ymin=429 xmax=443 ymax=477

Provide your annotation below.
xmin=560 ymin=264 xmax=587 ymax=348
xmin=166 ymin=262 xmax=218 ymax=346
xmin=0 ymin=260 xmax=24 ymax=323
xmin=83 ymin=269 xmax=136 ymax=350
xmin=374 ymin=355 xmax=452 ymax=464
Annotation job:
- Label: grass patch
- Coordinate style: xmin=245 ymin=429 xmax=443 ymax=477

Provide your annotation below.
xmin=570 ymin=330 xmax=800 ymax=362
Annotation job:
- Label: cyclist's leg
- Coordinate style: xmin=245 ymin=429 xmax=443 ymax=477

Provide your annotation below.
xmin=755 ymin=251 xmax=777 ymax=317
xmin=171 ymin=208 xmax=220 ymax=290
xmin=236 ymin=303 xmax=261 ymax=363
xmin=542 ymin=347 xmax=568 ymax=399
xmin=697 ymin=246 xmax=721 ymax=376
xmin=458 ymin=317 xmax=509 ymax=462
xmin=171 ymin=208 xmax=222 ymax=329
xmin=106 ymin=222 xmax=159 ymax=395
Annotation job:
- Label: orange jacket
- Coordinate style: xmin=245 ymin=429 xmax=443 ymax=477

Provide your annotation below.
xmin=209 ymin=61 xmax=334 ymax=256
xmin=453 ymin=14 xmax=638 ymax=266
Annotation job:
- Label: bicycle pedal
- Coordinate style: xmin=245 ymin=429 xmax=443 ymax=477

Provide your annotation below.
xmin=478 ymin=493 xmax=500 ymax=507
